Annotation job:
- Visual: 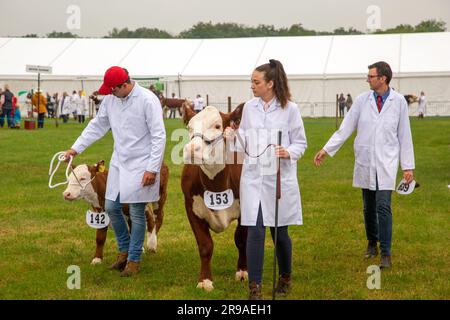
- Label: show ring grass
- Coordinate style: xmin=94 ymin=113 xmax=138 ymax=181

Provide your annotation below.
xmin=0 ymin=116 xmax=449 ymax=299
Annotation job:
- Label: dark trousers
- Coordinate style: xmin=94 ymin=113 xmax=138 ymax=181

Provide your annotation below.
xmin=247 ymin=204 xmax=292 ymax=284
xmin=78 ymin=115 xmax=85 ymax=123
xmin=0 ymin=109 xmax=13 ymax=128
xmin=362 ymin=182 xmax=393 ymax=256
xmin=37 ymin=113 xmax=45 ymax=128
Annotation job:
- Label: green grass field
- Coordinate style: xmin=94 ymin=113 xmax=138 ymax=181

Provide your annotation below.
xmin=0 ymin=116 xmax=449 ymax=300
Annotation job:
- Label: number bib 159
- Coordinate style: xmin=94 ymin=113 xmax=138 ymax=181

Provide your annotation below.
xmin=86 ymin=210 xmax=110 ymax=229
xmin=204 ymin=189 xmax=234 ymax=210
xmin=396 ymin=179 xmax=416 ymax=195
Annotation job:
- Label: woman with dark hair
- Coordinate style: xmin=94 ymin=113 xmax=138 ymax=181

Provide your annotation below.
xmin=225 ymin=59 xmax=307 ymax=300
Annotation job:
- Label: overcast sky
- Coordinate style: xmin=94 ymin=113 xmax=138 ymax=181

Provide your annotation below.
xmin=1 ymin=0 xmax=449 ymax=37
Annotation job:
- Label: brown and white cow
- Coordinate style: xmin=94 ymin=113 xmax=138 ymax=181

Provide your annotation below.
xmin=62 ymin=160 xmax=169 ymax=265
xmin=181 ymin=104 xmax=246 ymax=291
xmin=404 ymin=94 xmax=419 ymax=106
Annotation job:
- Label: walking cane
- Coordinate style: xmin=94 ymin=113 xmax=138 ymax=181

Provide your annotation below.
xmin=272 ymin=130 xmax=282 ymax=300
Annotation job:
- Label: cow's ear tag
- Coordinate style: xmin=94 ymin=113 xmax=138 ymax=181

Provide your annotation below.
xmin=98 ymin=165 xmax=105 ymax=173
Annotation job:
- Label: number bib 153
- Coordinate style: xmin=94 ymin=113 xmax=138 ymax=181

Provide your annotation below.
xmin=86 ymin=210 xmax=110 ymax=229
xmin=204 ymin=189 xmax=234 ymax=210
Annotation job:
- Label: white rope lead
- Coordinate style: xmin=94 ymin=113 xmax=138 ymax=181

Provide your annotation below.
xmin=48 ymin=151 xmax=73 ymax=189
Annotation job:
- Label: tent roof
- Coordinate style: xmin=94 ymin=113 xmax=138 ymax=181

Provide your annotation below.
xmin=1 ymin=32 xmax=449 ymax=80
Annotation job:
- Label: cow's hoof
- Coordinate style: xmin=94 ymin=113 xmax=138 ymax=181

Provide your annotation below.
xmin=235 ymin=269 xmax=248 ymax=281
xmin=145 ymin=231 xmax=157 ymax=253
xmin=91 ymin=257 xmax=102 ymax=265
xmin=196 ymin=279 xmax=214 ymax=292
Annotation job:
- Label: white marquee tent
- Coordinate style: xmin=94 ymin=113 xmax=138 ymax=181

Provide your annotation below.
xmin=1 ymin=32 xmax=449 ymax=116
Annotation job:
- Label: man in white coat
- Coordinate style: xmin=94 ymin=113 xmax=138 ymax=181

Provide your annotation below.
xmin=418 ymin=91 xmax=426 ymax=119
xmin=314 ymin=61 xmax=415 ymax=269
xmin=193 ymin=94 xmax=204 ymax=113
xmin=64 ymin=66 xmax=166 ymax=276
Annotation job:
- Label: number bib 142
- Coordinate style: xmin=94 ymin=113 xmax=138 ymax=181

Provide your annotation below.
xmin=204 ymin=189 xmax=234 ymax=210
xmin=86 ymin=210 xmax=110 ymax=229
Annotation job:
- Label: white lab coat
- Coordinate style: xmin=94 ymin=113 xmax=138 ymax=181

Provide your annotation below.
xmin=70 ymin=93 xmax=80 ymax=114
xmin=76 ymin=95 xmax=88 ymax=115
xmin=418 ymin=95 xmax=426 ymax=114
xmin=71 ymin=83 xmax=166 ymax=203
xmin=194 ymin=97 xmax=204 ymax=111
xmin=323 ymin=89 xmax=415 ymax=191
xmin=235 ymin=98 xmax=307 ymax=227
xmin=59 ymin=96 xmax=71 ymax=115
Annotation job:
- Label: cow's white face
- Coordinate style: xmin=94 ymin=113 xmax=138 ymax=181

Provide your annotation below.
xmin=183 ymin=106 xmax=225 ymax=165
xmin=62 ymin=165 xmax=99 ymax=207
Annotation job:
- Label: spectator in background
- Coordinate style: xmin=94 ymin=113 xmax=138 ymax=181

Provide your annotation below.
xmin=52 ymin=93 xmax=59 ymax=118
xmin=12 ymin=96 xmax=21 ymax=129
xmin=77 ymin=90 xmax=87 ymax=123
xmin=418 ymin=91 xmax=426 ymax=119
xmin=46 ymin=92 xmax=55 ymax=118
xmin=338 ymin=93 xmax=346 ymax=117
xmin=32 ymin=90 xmax=48 ymax=128
xmin=345 ymin=94 xmax=353 ymax=112
xmin=1 ymin=84 xmax=15 ymax=128
xmin=193 ymin=94 xmax=204 ymax=113
xmin=168 ymin=92 xmax=178 ymax=119
xmin=70 ymin=90 xmax=80 ymax=120
xmin=59 ymin=91 xmax=71 ymax=123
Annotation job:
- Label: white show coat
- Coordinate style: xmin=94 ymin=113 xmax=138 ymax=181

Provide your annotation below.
xmin=70 ymin=93 xmax=80 ymax=114
xmin=193 ymin=97 xmax=204 ymax=111
xmin=235 ymin=98 xmax=307 ymax=227
xmin=59 ymin=96 xmax=71 ymax=115
xmin=76 ymin=95 xmax=88 ymax=115
xmin=323 ymin=89 xmax=415 ymax=191
xmin=418 ymin=95 xmax=426 ymax=114
xmin=71 ymin=83 xmax=166 ymax=203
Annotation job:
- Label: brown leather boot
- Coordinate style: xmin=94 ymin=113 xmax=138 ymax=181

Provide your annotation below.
xmin=275 ymin=273 xmax=291 ymax=296
xmin=380 ymin=255 xmax=392 ymax=269
xmin=120 ymin=261 xmax=140 ymax=277
xmin=110 ymin=252 xmax=128 ymax=271
xmin=248 ymin=281 xmax=262 ymax=300
xmin=365 ymin=240 xmax=379 ymax=259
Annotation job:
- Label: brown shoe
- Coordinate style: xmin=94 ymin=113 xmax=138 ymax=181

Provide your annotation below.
xmin=275 ymin=273 xmax=291 ymax=296
xmin=380 ymin=255 xmax=392 ymax=269
xmin=120 ymin=261 xmax=140 ymax=277
xmin=365 ymin=240 xmax=378 ymax=259
xmin=248 ymin=281 xmax=263 ymax=300
xmin=110 ymin=252 xmax=128 ymax=271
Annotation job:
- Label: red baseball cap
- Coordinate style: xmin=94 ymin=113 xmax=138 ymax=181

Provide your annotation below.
xmin=98 ymin=66 xmax=129 ymax=95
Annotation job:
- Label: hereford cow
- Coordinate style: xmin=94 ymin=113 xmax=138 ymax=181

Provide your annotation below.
xmin=181 ymin=103 xmax=246 ymax=291
xmin=404 ymin=94 xmax=419 ymax=106
xmin=160 ymin=97 xmax=187 ymax=118
xmin=63 ymin=160 xmax=169 ymax=264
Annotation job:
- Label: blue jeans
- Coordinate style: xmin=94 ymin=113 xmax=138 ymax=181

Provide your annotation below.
xmin=105 ymin=194 xmax=147 ymax=262
xmin=246 ymin=204 xmax=292 ymax=284
xmin=362 ymin=181 xmax=393 ymax=256
xmin=0 ymin=109 xmax=13 ymax=128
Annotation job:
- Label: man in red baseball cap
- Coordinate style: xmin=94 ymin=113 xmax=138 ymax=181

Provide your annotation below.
xmin=98 ymin=66 xmax=131 ymax=97
xmin=64 ymin=66 xmax=166 ymax=277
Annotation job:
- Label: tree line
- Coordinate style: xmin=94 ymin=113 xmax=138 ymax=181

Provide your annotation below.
xmin=23 ymin=19 xmax=446 ymax=38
